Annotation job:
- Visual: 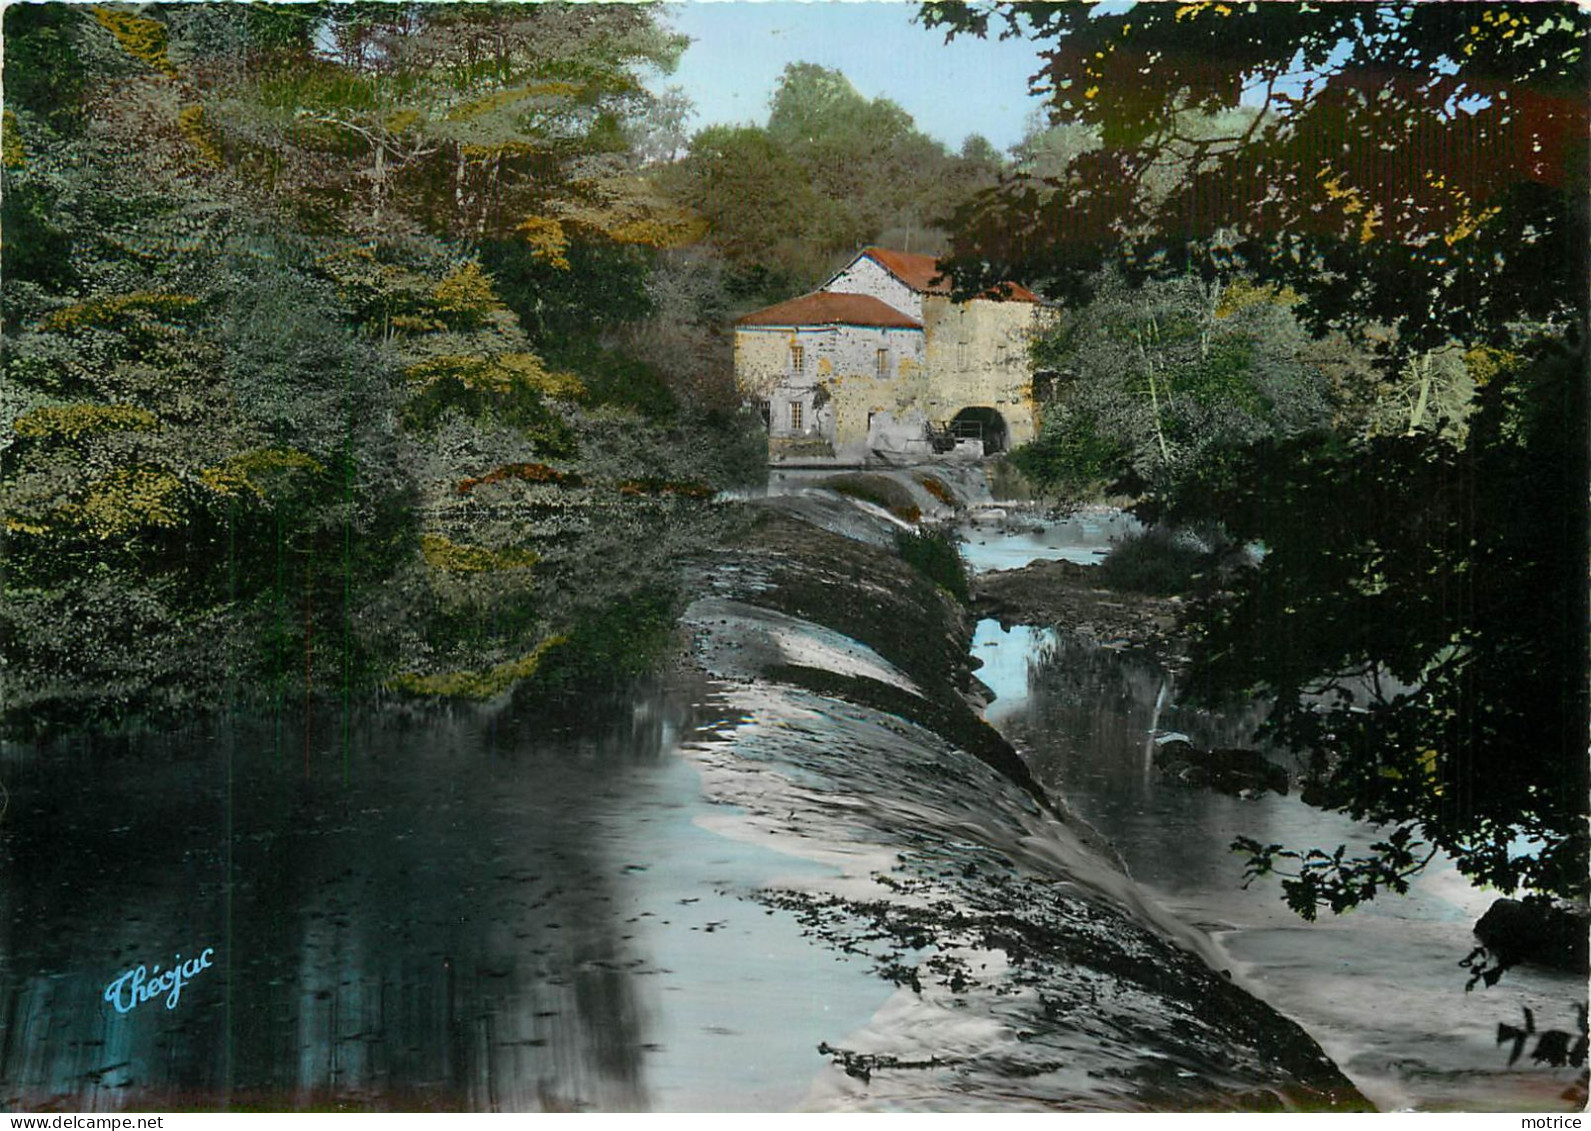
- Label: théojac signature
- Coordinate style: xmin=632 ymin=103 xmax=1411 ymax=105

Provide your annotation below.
xmin=103 ymin=947 xmax=215 ymax=1013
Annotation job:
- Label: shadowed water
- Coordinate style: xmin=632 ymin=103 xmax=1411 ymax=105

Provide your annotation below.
xmin=0 ymin=686 xmax=891 ymax=1111
xmin=1 ymin=502 xmax=1501 ymax=1113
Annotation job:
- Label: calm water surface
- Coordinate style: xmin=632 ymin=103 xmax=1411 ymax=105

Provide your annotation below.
xmin=5 ymin=513 xmax=1580 ymax=1113
xmin=0 ymin=685 xmax=888 ymax=1111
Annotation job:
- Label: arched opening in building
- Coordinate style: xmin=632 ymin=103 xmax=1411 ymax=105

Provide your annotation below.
xmin=949 ymin=406 xmax=1008 ymax=454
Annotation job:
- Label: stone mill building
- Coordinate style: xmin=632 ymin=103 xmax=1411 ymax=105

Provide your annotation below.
xmin=732 ymin=247 xmax=1051 ymax=465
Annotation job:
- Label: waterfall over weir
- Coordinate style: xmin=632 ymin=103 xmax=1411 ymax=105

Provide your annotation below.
xmin=0 ymin=485 xmax=1399 ymax=1112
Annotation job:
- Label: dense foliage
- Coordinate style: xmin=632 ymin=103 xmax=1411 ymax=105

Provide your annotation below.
xmin=1011 ymin=271 xmax=1335 ymax=498
xmin=2 ymin=5 xmax=1034 ymax=737
xmin=659 ymin=62 xmax=1007 ymax=304
xmin=1174 ymin=343 xmax=1588 ymax=910
xmin=928 ymin=1 xmax=1589 ymax=913
xmin=924 ymin=2 xmax=1588 ymax=348
xmin=895 ymin=526 xmax=971 ymax=605
xmin=0 ymin=2 xmax=755 ymax=735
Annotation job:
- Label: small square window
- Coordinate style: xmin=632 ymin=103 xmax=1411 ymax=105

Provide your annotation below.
xmin=789 ymin=401 xmax=804 ymax=431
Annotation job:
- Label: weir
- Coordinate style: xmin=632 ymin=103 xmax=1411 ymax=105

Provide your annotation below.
xmin=664 ymin=479 xmax=1367 ymax=1110
xmin=21 ymin=470 xmax=1566 ymax=1111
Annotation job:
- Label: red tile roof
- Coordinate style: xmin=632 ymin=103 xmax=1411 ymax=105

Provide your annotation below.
xmin=858 ymin=246 xmax=1043 ymax=304
xmin=978 ymin=280 xmax=1043 ymax=303
xmin=735 ymin=291 xmax=923 ymax=330
xmin=861 ymin=247 xmax=949 ymax=293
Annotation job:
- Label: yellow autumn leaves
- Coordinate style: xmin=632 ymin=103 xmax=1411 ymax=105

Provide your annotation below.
xmin=1315 ymin=167 xmax=1502 ymax=248
xmin=387 ymin=634 xmax=568 ymax=699
xmin=404 ymin=353 xmax=586 ymax=402
xmin=13 ymin=404 xmax=158 ymax=441
xmin=92 ymin=6 xmax=176 ymax=77
xmin=7 ymin=447 xmax=325 ymax=540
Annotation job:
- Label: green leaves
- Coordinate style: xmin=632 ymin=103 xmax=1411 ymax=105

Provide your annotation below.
xmin=0 ymin=4 xmax=756 ymax=733
xmin=165 ymin=2 xmax=687 ymax=241
xmin=1177 ymin=341 xmax=1589 ymax=909
xmin=951 ymin=1 xmax=1591 ymax=922
xmin=2 ymin=5 xmax=90 ymax=134
xmin=664 ymin=62 xmax=1006 ymax=299
xmin=1007 ymin=406 xmax=1127 ymax=497
xmin=1013 ymin=270 xmax=1332 ymax=500
xmin=1233 ymin=828 xmax=1434 ymax=921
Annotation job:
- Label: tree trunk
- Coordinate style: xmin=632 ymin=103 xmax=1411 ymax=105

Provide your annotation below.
xmin=372 ymin=140 xmax=387 ymax=226
xmin=1407 ymin=353 xmax=1433 ymax=434
xmin=1136 ymin=317 xmax=1172 ymax=464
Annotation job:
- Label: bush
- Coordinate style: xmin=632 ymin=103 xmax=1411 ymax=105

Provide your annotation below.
xmin=895 ymin=525 xmax=970 ymax=604
xmin=1097 ymin=522 xmax=1240 ymax=596
xmin=1007 ymin=408 xmax=1128 ymax=500
xmin=695 ymin=405 xmax=770 ymax=490
xmin=984 ymin=455 xmax=1036 ymax=502
xmin=547 ymin=341 xmax=677 ymax=419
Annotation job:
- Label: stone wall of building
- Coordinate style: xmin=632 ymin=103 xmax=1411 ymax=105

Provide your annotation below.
xmin=920 ymin=296 xmax=1045 ymax=449
xmin=736 ymin=323 xmax=930 ymax=462
xmin=734 ymin=255 xmax=1054 ymax=465
xmin=822 ymin=257 xmax=922 ymax=321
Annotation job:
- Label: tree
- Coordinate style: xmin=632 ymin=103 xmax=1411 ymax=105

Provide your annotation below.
xmin=662 ymin=62 xmax=1005 ymax=300
xmin=924 ymin=2 xmax=1588 ymax=349
xmin=0 ymin=4 xmax=742 ymax=732
xmin=926 ymin=2 xmax=1589 ymax=915
xmin=1009 ymin=110 xmax=1099 ymax=179
xmin=664 ymin=123 xmax=835 ymax=289
xmin=173 ymin=1 xmax=687 ymax=246
xmin=1168 ymin=340 xmax=1587 ymax=914
xmin=1014 ymin=270 xmax=1335 ymax=499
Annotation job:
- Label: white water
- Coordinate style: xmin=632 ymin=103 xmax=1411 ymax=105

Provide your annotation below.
xmin=960 ymin=509 xmax=1141 ymax=573
xmin=966 ymin=530 xmax=1587 ymax=1113
xmin=676 ymin=569 xmax=1366 ymax=1111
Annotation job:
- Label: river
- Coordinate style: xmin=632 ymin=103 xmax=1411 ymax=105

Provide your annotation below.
xmin=0 ymin=684 xmax=893 ymax=1111
xmin=963 ymin=523 xmax=1588 ymax=1113
xmin=0 ymin=507 xmax=1578 ymax=1111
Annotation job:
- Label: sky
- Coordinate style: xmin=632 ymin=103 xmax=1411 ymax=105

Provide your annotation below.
xmin=657 ymin=2 xmax=1054 ymax=153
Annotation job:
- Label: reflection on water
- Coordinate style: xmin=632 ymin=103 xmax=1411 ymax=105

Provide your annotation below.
xmin=975 ymin=619 xmax=1586 ymax=1112
xmin=0 ymin=685 xmax=888 ymax=1112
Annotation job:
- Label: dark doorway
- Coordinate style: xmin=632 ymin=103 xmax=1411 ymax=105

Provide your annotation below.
xmin=949 ymin=406 xmax=1008 ymax=454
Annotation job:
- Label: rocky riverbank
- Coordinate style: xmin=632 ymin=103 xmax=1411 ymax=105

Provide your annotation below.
xmin=671 ymin=483 xmax=1369 ymax=1110
xmin=972 ymin=556 xmax=1188 ymax=669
